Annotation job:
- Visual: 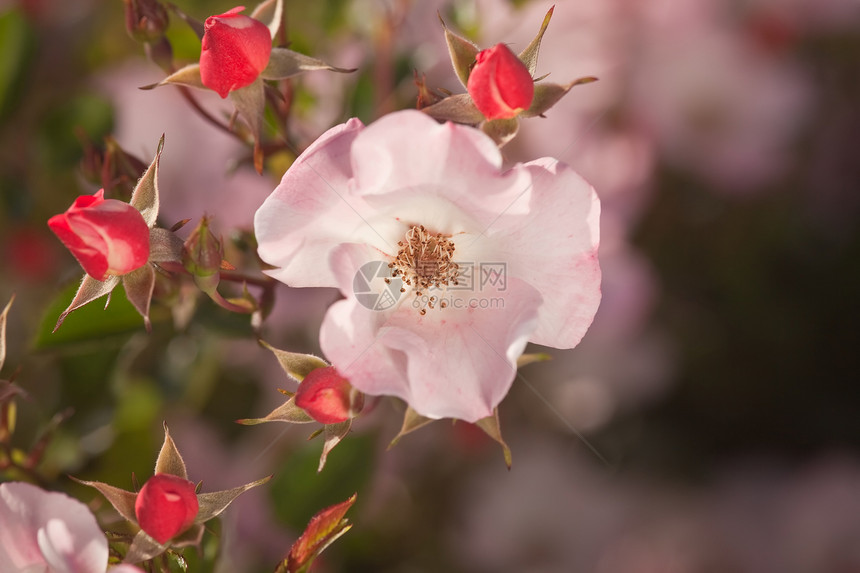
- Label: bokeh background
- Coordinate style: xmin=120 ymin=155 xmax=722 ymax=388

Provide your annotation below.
xmin=2 ymin=0 xmax=860 ymax=570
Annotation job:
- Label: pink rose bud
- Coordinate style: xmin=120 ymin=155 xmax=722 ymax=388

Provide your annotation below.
xmin=199 ymin=6 xmax=272 ymax=98
xmin=48 ymin=189 xmax=150 ymax=281
xmin=295 ymin=367 xmax=361 ymax=425
xmin=135 ymin=473 xmax=199 ymax=545
xmin=467 ymin=43 xmax=534 ymax=120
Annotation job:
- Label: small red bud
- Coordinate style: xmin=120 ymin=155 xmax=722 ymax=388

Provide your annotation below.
xmin=295 ymin=367 xmax=362 ymax=425
xmin=48 ymin=189 xmax=150 ymax=281
xmin=467 ymin=43 xmax=534 ymax=120
xmin=199 ymin=7 xmax=272 ymax=98
xmin=135 ymin=473 xmax=199 ymax=545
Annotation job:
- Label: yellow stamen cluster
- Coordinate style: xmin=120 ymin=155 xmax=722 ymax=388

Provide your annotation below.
xmin=387 ymin=225 xmax=459 ymax=314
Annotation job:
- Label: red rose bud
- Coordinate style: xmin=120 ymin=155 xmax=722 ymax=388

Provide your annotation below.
xmin=135 ymin=473 xmax=199 ymax=545
xmin=48 ymin=189 xmax=150 ymax=281
xmin=295 ymin=367 xmax=362 ymax=425
xmin=467 ymin=43 xmax=534 ymax=120
xmin=199 ymin=7 xmax=272 ymax=98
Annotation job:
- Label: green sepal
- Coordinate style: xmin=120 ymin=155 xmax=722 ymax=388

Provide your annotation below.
xmin=518 ymin=6 xmax=554 ymax=77
xmin=475 ymin=409 xmax=512 ymax=469
xmin=388 ymin=406 xmax=435 ymax=449
xmin=421 ymin=93 xmax=484 ymax=125
xmin=140 ymin=64 xmax=204 ymax=91
xmin=521 ymin=77 xmax=598 ymax=118
xmin=236 ymin=393 xmax=315 ymax=425
xmin=439 ymin=12 xmax=479 ymax=88
xmin=261 ymin=47 xmax=356 ymax=80
xmin=154 ymin=422 xmax=188 ymax=479
xmin=481 ymin=117 xmax=520 ymax=147
xmin=317 ymin=420 xmax=351 ymax=473
xmin=517 ymin=352 xmax=552 ymax=368
xmin=251 ymin=0 xmax=284 ymax=39
xmin=260 ymin=340 xmax=329 ymax=383
xmin=129 ymin=134 xmax=163 ymax=228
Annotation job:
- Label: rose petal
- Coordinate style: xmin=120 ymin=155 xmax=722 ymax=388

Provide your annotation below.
xmin=0 ymin=482 xmax=108 ymax=573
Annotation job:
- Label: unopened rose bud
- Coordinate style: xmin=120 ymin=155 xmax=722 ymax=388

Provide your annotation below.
xmin=124 ymin=0 xmax=169 ymax=44
xmin=295 ymin=367 xmax=363 ymax=425
xmin=467 ymin=43 xmax=534 ymax=120
xmin=48 ymin=189 xmax=150 ymax=281
xmin=199 ymin=7 xmax=272 ymax=98
xmin=134 ymin=473 xmax=199 ymax=545
xmin=182 ymin=216 xmax=222 ymax=293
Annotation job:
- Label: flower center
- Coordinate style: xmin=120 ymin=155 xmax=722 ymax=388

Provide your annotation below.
xmin=388 ymin=225 xmax=460 ymax=314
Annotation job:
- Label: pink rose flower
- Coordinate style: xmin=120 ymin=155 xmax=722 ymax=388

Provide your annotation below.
xmin=295 ymin=367 xmax=360 ymax=424
xmin=134 ymin=473 xmax=199 ymax=545
xmin=200 ymin=6 xmax=273 ymax=98
xmin=255 ymin=110 xmax=600 ymax=422
xmin=0 ymin=481 xmax=110 ymax=573
xmin=467 ymin=43 xmax=535 ymax=120
xmin=48 ymin=189 xmax=150 ymax=281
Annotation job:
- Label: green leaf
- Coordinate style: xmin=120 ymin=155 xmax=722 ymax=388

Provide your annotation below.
xmin=270 ymin=434 xmax=374 ymax=531
xmin=34 ymin=280 xmax=145 ymax=350
xmin=285 ymin=494 xmax=356 ymax=573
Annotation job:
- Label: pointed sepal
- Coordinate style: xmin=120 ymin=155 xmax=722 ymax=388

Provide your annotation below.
xmin=388 ymin=406 xmax=435 ymax=449
xmin=72 ymin=477 xmax=138 ymax=524
xmin=517 ymin=352 xmax=552 ymax=368
xmin=260 ymin=340 xmax=329 ymax=384
xmin=129 ymin=134 xmax=163 ymax=227
xmin=141 ymin=63 xmax=205 ymax=92
xmin=282 ymin=494 xmax=357 ymax=573
xmin=521 ymin=77 xmax=597 ymax=118
xmin=421 ymin=93 xmax=485 ymax=125
xmin=53 ymin=275 xmax=121 ymax=332
xmin=148 ymin=227 xmax=185 ymax=264
xmin=439 ymin=13 xmax=479 ymax=88
xmin=475 ymin=409 xmax=512 ymax=469
xmin=251 ymin=0 xmax=284 ymax=39
xmin=261 ymin=47 xmax=355 ymax=80
xmin=518 ymin=6 xmax=554 ymax=77
xmin=236 ymin=392 xmax=315 ymax=425
xmin=194 ymin=475 xmax=272 ymax=523
xmin=168 ymin=4 xmax=204 ymax=40
xmin=228 ymin=78 xmax=266 ymax=174
xmin=124 ymin=529 xmax=168 ymax=564
xmin=154 ymin=422 xmax=188 ymax=479
xmin=122 ymin=264 xmax=156 ymax=333
xmin=317 ymin=420 xmax=351 ymax=473
xmin=481 ymin=117 xmax=520 ymax=147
